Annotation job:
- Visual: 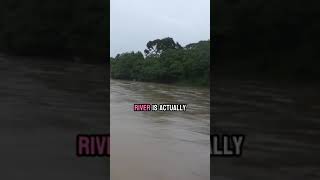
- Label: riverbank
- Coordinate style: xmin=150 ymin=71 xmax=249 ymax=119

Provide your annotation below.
xmin=110 ymin=38 xmax=210 ymax=86
xmin=111 ymin=77 xmax=209 ymax=87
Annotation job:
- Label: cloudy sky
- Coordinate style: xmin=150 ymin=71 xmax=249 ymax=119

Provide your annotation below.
xmin=110 ymin=0 xmax=210 ymax=56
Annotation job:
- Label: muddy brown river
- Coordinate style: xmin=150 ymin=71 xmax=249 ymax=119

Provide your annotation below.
xmin=2 ymin=55 xmax=319 ymax=180
xmin=110 ymin=79 xmax=210 ymax=180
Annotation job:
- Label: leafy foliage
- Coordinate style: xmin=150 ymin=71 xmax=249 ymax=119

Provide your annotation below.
xmin=144 ymin=37 xmax=182 ymax=57
xmin=111 ymin=38 xmax=210 ymax=86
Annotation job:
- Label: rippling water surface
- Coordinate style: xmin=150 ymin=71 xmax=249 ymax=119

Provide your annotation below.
xmin=111 ymin=79 xmax=210 ymax=180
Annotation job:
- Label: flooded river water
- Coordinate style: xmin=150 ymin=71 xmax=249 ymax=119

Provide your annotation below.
xmin=3 ymin=55 xmax=318 ymax=180
xmin=110 ymin=79 xmax=210 ymax=180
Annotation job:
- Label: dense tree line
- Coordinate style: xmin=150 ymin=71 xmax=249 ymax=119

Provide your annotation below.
xmin=213 ymin=0 xmax=320 ymax=80
xmin=111 ymin=38 xmax=210 ymax=86
xmin=0 ymin=0 xmax=108 ymax=62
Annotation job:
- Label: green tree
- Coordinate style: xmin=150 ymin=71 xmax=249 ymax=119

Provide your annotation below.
xmin=144 ymin=37 xmax=182 ymax=57
xmin=111 ymin=38 xmax=210 ymax=86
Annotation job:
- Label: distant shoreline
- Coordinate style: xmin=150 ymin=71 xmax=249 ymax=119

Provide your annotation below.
xmin=111 ymin=78 xmax=209 ymax=88
xmin=111 ymin=38 xmax=210 ymax=87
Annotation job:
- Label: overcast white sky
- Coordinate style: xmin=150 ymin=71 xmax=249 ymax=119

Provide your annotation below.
xmin=110 ymin=0 xmax=210 ymax=56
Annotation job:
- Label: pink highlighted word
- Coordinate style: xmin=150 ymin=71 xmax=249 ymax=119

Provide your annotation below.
xmin=133 ymin=104 xmax=152 ymax=111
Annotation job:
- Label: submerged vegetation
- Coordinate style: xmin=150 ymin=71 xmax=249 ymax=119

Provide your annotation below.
xmin=111 ymin=37 xmax=210 ymax=86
